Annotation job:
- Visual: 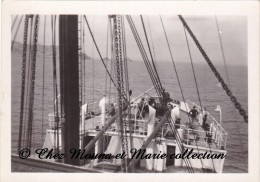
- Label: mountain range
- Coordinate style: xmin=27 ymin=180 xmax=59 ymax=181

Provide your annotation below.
xmin=12 ymin=41 xmax=134 ymax=62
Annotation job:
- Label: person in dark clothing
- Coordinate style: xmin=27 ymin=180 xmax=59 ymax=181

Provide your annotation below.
xmin=129 ymin=90 xmax=132 ymax=97
xmin=189 ymin=106 xmax=199 ymax=123
xmin=109 ymin=103 xmax=116 ymax=116
xmin=202 ymin=108 xmax=208 ymax=127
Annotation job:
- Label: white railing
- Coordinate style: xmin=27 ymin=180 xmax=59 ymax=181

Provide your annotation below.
xmin=48 ymin=113 xmax=61 ymax=129
xmin=186 ymin=100 xmax=227 ymax=149
xmin=106 ymin=118 xmax=148 ymax=136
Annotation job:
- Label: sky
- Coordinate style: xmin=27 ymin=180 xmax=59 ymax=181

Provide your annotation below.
xmin=12 ymin=15 xmax=247 ymax=65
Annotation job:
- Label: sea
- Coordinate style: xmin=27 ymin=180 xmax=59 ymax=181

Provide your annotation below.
xmin=11 ymin=47 xmax=248 ymax=173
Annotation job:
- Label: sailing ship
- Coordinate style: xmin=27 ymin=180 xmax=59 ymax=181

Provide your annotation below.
xmin=11 ymin=15 xmax=247 ymax=173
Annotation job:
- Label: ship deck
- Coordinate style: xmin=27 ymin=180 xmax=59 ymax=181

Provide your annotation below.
xmin=80 ymin=107 xmax=226 ymax=151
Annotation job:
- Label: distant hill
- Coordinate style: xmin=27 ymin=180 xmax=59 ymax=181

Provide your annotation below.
xmin=12 ymin=41 xmax=134 ymax=62
xmin=12 ymin=41 xmax=92 ymax=59
xmin=102 ymin=56 xmax=134 ymax=62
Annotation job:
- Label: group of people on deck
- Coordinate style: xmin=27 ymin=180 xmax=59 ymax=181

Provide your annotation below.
xmin=188 ymin=106 xmax=208 ymax=127
xmin=188 ymin=106 xmax=213 ymax=143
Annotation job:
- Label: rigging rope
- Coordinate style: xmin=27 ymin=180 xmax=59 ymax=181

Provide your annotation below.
xmin=18 ymin=15 xmax=29 ymax=154
xmin=79 ymin=16 xmax=83 ymax=107
xmin=120 ymin=16 xmax=131 ymax=170
xmin=83 ymin=15 xmax=118 ymax=90
xmin=27 ymin=15 xmax=40 ymax=150
xmin=11 ymin=15 xmax=18 ymax=31
xmin=109 ymin=18 xmax=114 ymax=104
xmin=182 ymin=26 xmax=203 ymax=111
xmin=12 ymin=15 xmax=24 ymax=50
xmin=178 ymin=15 xmax=248 ymax=123
xmin=22 ymin=16 xmax=34 ymax=149
xmin=140 ymin=15 xmax=163 ymax=92
xmin=215 ymin=16 xmax=231 ymax=88
xmin=160 ymin=16 xmax=217 ymax=172
xmin=102 ymin=16 xmax=110 ymax=169
xmin=83 ymin=19 xmax=86 ymax=105
xmin=51 ymin=15 xmax=60 ymax=154
xmin=112 ymin=15 xmax=127 ymax=172
xmin=215 ymin=16 xmax=246 ymax=166
xmin=126 ymin=15 xmax=162 ymax=97
xmin=122 ymin=16 xmax=134 ymax=157
xmin=92 ymin=16 xmax=95 ymax=112
xmin=24 ymin=16 xmax=34 ymax=133
xmin=160 ymin=16 xmax=196 ymax=172
xmin=41 ymin=15 xmax=46 ymax=144
xmin=181 ymin=17 xmax=217 ymax=172
xmin=147 ymin=17 xmax=159 ymax=77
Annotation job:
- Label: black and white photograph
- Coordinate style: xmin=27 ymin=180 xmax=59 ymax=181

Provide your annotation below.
xmin=1 ymin=1 xmax=259 ymax=182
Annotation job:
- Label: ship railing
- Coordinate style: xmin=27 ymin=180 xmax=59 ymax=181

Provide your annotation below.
xmin=157 ymin=121 xmax=227 ymax=150
xmin=87 ymin=114 xmax=227 ymax=150
xmin=183 ymin=127 xmax=227 ymax=150
xmin=105 ymin=118 xmax=148 ymax=136
xmin=48 ymin=113 xmax=61 ymax=129
xmin=186 ymin=100 xmax=227 ymax=148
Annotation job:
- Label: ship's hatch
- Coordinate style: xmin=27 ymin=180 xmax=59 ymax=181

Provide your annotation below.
xmin=166 ymin=145 xmax=175 ymax=167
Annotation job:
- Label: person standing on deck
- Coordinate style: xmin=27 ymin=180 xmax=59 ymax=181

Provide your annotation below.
xmin=99 ymin=95 xmax=108 ymax=126
xmin=202 ymin=108 xmax=208 ymax=127
xmin=108 ymin=103 xmax=116 ymax=116
xmin=189 ymin=106 xmax=199 ymax=123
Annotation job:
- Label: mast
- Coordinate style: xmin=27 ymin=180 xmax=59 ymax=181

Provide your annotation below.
xmin=59 ymin=15 xmax=80 ymax=166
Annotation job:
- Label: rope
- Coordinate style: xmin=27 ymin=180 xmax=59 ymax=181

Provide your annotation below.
xmin=120 ymin=16 xmax=131 ymax=171
xmin=161 ymin=16 xmax=217 ymax=172
xmin=83 ymin=19 xmax=86 ymax=105
xmin=147 ymin=16 xmax=159 ymax=77
xmin=178 ymin=15 xmax=248 ymax=123
xmin=182 ymin=18 xmax=217 ymax=172
xmin=83 ymin=15 xmax=117 ymax=90
xmin=11 ymin=15 xmax=18 ymax=31
xmin=41 ymin=15 xmax=46 ymax=144
xmin=215 ymin=16 xmax=247 ymax=167
xmin=215 ymin=16 xmax=231 ymax=88
xmin=182 ymin=26 xmax=203 ymax=111
xmin=113 ymin=15 xmax=127 ymax=172
xmin=79 ymin=16 xmax=83 ymax=107
xmin=18 ymin=15 xmax=29 ymax=154
xmin=168 ymin=117 xmax=194 ymax=173
xmin=12 ymin=15 xmax=24 ymax=50
xmin=23 ymin=16 xmax=33 ymax=149
xmin=27 ymin=15 xmax=40 ymax=150
xmin=140 ymin=15 xmax=163 ymax=92
xmin=160 ymin=16 xmax=195 ymax=172
xmin=109 ymin=17 xmax=114 ymax=104
xmin=102 ymin=16 xmax=110 ymax=170
xmin=92 ymin=16 xmax=95 ymax=112
xmin=126 ymin=15 xmax=162 ymax=97
xmin=122 ymin=16 xmax=134 ymax=157
xmin=51 ymin=15 xmax=60 ymax=154
xmin=82 ymin=16 xmax=87 ymax=166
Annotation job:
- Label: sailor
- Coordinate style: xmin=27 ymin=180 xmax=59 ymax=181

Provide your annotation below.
xmin=202 ymin=108 xmax=208 ymax=127
xmin=129 ymin=90 xmax=132 ymax=97
xmin=189 ymin=106 xmax=199 ymax=123
xmin=99 ymin=95 xmax=108 ymax=126
xmin=109 ymin=103 xmax=116 ymax=116
xmin=203 ymin=122 xmax=211 ymax=143
xmin=137 ymin=98 xmax=145 ymax=118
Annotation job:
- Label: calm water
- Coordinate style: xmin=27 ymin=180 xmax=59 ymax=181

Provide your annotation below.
xmin=11 ymin=49 xmax=248 ymax=172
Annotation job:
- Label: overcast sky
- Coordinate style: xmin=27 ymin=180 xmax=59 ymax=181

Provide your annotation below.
xmin=12 ymin=15 xmax=247 ymax=65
